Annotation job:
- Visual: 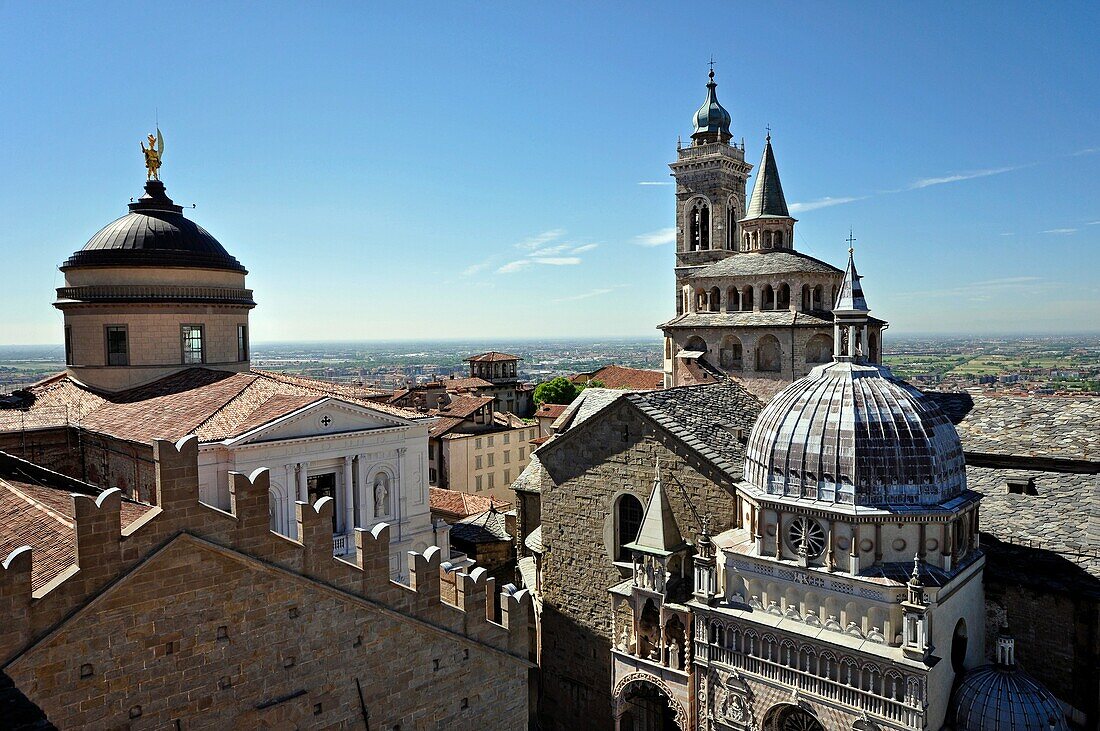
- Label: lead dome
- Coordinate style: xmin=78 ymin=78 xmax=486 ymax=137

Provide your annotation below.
xmin=743 ymin=250 xmax=966 ymax=508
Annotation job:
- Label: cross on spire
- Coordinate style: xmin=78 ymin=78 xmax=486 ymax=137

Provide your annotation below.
xmin=707 ymin=56 xmax=716 ymax=80
xmin=765 ymin=123 xmax=772 ymax=142
xmin=846 ymin=228 xmax=857 ymax=254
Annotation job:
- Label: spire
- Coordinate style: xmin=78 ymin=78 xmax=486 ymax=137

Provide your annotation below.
xmin=834 ymin=243 xmax=870 ymax=313
xmin=744 ymin=134 xmax=790 ymax=219
xmin=624 ymin=460 xmax=686 ymax=556
xmin=691 ymin=68 xmax=732 ymax=145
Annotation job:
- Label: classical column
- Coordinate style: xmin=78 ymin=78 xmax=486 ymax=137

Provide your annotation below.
xmin=395 ymin=448 xmax=406 ymax=541
xmin=343 ymin=455 xmax=354 ymax=534
xmin=297 ymin=462 xmax=308 ymax=503
xmin=283 ymin=464 xmax=295 ymax=537
xmin=357 ymin=454 xmax=368 ymax=526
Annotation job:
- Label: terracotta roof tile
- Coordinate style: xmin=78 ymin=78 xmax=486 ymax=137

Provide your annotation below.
xmin=571 ymin=365 xmax=663 ymax=390
xmin=429 ymin=487 xmax=510 ymax=520
xmin=535 ymin=403 xmax=569 ymax=419
xmin=443 ymin=377 xmax=494 ymax=391
xmin=464 ymin=352 xmax=521 ymax=363
xmin=428 ymin=416 xmax=465 ymax=439
xmin=436 ymin=395 xmax=494 ymax=419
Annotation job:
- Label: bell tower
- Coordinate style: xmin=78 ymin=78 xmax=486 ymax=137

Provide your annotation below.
xmin=668 ymin=68 xmax=753 ymax=316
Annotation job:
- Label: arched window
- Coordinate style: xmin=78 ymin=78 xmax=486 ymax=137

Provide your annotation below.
xmin=951 ymin=619 xmax=968 ymax=675
xmin=726 ymin=287 xmax=739 ymax=312
xmin=616 ymin=494 xmax=644 ymax=561
xmin=762 ymin=285 xmax=775 ymax=310
xmin=776 ymin=230 xmax=785 ymax=248
xmin=742 ymin=286 xmax=754 ymax=311
xmin=685 ymin=335 xmax=708 ymax=354
xmin=688 ymin=200 xmax=710 ymax=251
xmin=868 ymin=330 xmax=880 ymax=362
xmin=720 ymin=336 xmax=743 ymax=371
xmin=695 ymin=289 xmax=708 ymax=312
xmin=765 ymin=231 xmax=774 ymax=249
xmin=801 ymin=284 xmax=811 ymax=311
xmin=726 ymin=206 xmax=737 ymax=250
xmin=776 ymin=283 xmax=790 ymax=310
xmin=709 ymin=287 xmax=721 ymax=312
xmin=813 ymin=285 xmax=823 ymax=310
xmin=756 ymin=335 xmax=782 ymax=372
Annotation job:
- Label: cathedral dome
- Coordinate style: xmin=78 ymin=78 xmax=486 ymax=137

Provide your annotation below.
xmin=952 ymin=666 xmax=1067 ymax=731
xmin=692 ymin=70 xmax=732 ymax=142
xmin=62 ymin=180 xmax=246 ymax=273
xmin=743 ymin=359 xmax=966 ymax=508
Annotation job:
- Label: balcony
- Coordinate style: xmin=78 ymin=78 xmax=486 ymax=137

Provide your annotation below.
xmin=332 ymin=533 xmax=352 ymax=556
xmin=694 ymin=640 xmax=923 ymax=729
xmin=55 ymin=284 xmax=256 ymax=306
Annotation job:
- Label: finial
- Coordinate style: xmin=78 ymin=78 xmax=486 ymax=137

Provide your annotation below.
xmin=708 ymin=55 xmax=716 ymax=80
xmin=846 ymin=227 xmax=857 ymax=255
xmin=765 ymin=123 xmax=771 ymax=142
xmin=141 ymin=127 xmax=165 ymax=181
xmin=909 ymin=554 xmax=922 ymax=584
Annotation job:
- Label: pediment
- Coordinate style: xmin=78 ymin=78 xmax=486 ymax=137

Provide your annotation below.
xmin=226 ymin=397 xmax=413 ymax=446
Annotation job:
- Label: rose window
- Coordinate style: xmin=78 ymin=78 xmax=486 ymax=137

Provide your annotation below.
xmin=787 ymin=517 xmax=825 ymax=558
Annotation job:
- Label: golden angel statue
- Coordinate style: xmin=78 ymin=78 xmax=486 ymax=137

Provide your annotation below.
xmin=141 ymin=128 xmax=164 ymax=181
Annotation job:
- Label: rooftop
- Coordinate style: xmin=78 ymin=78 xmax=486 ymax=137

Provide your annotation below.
xmin=464 ymin=352 xmax=521 ymax=363
xmin=429 ymin=487 xmax=511 ymax=521
xmin=569 ymin=364 xmax=664 ymax=390
xmin=689 ymin=250 xmax=842 ymax=279
xmin=0 ymin=368 xmax=417 ymax=445
xmin=451 ymin=508 xmax=512 ymax=544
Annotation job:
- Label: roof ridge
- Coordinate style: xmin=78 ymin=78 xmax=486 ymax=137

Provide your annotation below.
xmin=1 ymin=478 xmax=75 ymax=529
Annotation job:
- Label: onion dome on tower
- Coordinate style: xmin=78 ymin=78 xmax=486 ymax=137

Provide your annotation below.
xmin=743 ymin=249 xmax=966 ymax=508
xmin=691 ymin=69 xmax=733 ymax=145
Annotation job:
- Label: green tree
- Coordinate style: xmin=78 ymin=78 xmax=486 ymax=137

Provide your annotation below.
xmin=534 ymin=377 xmax=581 ymax=406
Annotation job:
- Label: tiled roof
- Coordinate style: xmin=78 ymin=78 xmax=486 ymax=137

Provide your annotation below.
xmin=524 ymin=526 xmax=543 ymax=553
xmin=464 ymin=352 xmax=521 ymax=363
xmin=428 ymin=417 xmax=465 ymax=439
xmin=535 ymin=402 xmax=569 ymax=420
xmin=0 ymin=369 xmax=423 ymax=446
xmin=571 ymin=365 xmax=664 ymax=390
xmin=451 ymin=508 xmax=512 ymax=544
xmin=968 ymin=465 xmax=1099 ymax=591
xmin=744 ymin=136 xmax=790 ymax=219
xmin=927 ymin=392 xmax=1100 ymax=463
xmin=624 ymin=379 xmax=764 ymax=479
xmin=550 ymin=388 xmax=633 ymax=434
xmin=661 ymin=310 xmax=837 ymax=330
xmin=429 ymin=487 xmax=510 ymax=520
xmin=226 ymin=394 xmax=324 ymax=438
xmin=443 ymin=377 xmax=494 ymax=391
xmin=690 ymin=251 xmax=842 ymax=279
xmin=0 ymin=469 xmax=153 ymax=591
xmin=436 ymin=395 xmax=494 ymax=419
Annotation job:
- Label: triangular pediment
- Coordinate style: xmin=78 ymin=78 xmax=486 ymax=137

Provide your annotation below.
xmin=225 ymin=397 xmax=414 ymax=446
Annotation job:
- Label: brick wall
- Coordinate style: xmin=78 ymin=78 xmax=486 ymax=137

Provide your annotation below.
xmin=536 ymin=400 xmax=740 ymax=730
xmin=1 ymin=436 xmax=533 ymax=730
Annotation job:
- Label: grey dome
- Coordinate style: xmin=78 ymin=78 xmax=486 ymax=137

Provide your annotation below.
xmin=744 ymin=360 xmax=966 ymax=508
xmin=692 ymin=71 xmax=732 ymax=142
xmin=952 ymin=665 xmax=1067 ymax=731
xmin=62 ymin=181 xmax=246 ymax=273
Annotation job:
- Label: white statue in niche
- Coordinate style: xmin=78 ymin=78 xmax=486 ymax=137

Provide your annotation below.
xmin=374 ymin=473 xmax=390 ymax=517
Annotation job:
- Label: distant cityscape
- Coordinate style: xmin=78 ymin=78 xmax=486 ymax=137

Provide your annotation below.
xmin=2 ymin=334 xmax=1097 ymax=396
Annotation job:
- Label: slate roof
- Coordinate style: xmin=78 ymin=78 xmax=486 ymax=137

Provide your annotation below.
xmin=834 ymin=249 xmax=869 ymax=312
xmin=465 ymin=352 xmax=521 ymax=363
xmin=689 ymin=250 xmax=842 ymax=279
xmin=622 ymin=379 xmax=765 ymax=479
xmin=927 ymin=392 xmax=1100 ymax=463
xmin=511 ymin=454 xmax=547 ymax=495
xmin=451 ymin=508 xmax=512 ymax=544
xmin=570 ymin=365 xmax=664 ymax=390
xmin=549 ymin=388 xmax=635 ymax=435
xmin=0 ymin=453 xmax=154 ymax=591
xmin=0 ymin=369 xmax=418 ymax=445
xmin=429 ymin=487 xmax=510 ymax=521
xmin=524 ymin=526 xmax=544 ymax=553
xmin=744 ymin=135 xmax=790 ymax=219
xmin=661 ymin=310 xmax=844 ymax=330
xmin=967 ymin=465 xmax=1099 ymax=589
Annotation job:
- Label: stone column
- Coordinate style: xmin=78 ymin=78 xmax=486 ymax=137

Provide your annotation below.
xmin=343 ymin=455 xmax=354 ymax=534
xmin=395 ymin=448 xmax=406 ymax=541
xmin=297 ymin=462 xmax=308 ymax=503
xmin=357 ymin=454 xmax=368 ymax=527
xmin=283 ymin=464 xmax=295 ymax=537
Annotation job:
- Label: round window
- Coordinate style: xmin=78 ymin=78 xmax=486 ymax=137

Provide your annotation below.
xmin=787 ymin=517 xmax=826 ymax=558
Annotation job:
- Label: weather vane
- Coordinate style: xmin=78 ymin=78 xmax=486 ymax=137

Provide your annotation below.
xmin=141 ymin=128 xmax=165 ymax=181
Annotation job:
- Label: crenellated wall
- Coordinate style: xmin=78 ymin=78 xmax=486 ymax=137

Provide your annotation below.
xmin=1 ymin=435 xmax=532 ymax=729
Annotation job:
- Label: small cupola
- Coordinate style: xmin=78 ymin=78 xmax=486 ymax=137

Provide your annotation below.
xmin=691 ymin=69 xmax=733 ymax=145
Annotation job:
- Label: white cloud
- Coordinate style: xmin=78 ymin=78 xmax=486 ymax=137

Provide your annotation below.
xmin=571 ymin=243 xmax=599 ymax=253
xmin=968 ymin=276 xmax=1043 ymax=287
xmin=634 ymin=228 xmax=676 ymax=247
xmin=638 ymin=181 xmax=673 ymax=186
xmin=532 ymin=257 xmax=582 ymax=266
xmin=497 ymin=260 xmax=532 ymax=274
xmin=908 ymin=166 xmax=1018 ymax=190
xmin=552 ymin=287 xmax=619 ymax=303
xmin=515 ymin=229 xmax=566 ymax=250
xmin=789 ymin=196 xmax=866 ymax=213
xmin=1041 ymin=228 xmax=1077 ymax=234
xmin=462 ymin=260 xmax=493 ymax=276
xmin=1072 ymin=147 xmax=1099 ymax=156
xmin=528 ymin=243 xmax=573 ymax=256
xmin=998 ymin=232 xmax=1014 ymax=236
xmin=1087 ymin=221 xmax=1100 ymax=226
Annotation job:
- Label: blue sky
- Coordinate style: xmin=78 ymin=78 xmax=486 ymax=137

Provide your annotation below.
xmin=1 ymin=2 xmax=1097 ymax=344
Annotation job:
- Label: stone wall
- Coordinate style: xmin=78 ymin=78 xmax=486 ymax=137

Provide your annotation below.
xmin=1 ymin=436 xmax=532 ymax=730
xmin=536 ymin=400 xmax=740 ymax=730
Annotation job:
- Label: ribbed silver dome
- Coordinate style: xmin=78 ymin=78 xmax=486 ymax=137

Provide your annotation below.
xmin=952 ymin=665 xmax=1067 ymax=731
xmin=744 ymin=360 xmax=966 ymax=508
